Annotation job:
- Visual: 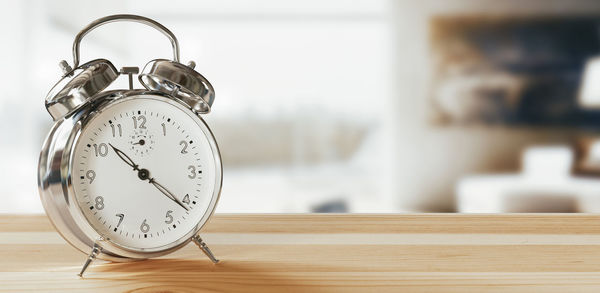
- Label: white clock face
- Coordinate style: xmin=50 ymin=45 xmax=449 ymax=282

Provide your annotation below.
xmin=71 ymin=94 xmax=220 ymax=250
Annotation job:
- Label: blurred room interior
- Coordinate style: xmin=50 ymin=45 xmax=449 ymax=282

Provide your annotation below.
xmin=3 ymin=0 xmax=600 ymax=213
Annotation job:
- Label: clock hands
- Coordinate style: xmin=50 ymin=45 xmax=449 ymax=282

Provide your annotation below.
xmin=108 ymin=143 xmax=189 ymax=211
xmin=109 ymin=143 xmax=138 ymax=169
xmin=132 ymin=139 xmax=146 ymax=146
xmin=147 ymin=178 xmax=189 ymax=211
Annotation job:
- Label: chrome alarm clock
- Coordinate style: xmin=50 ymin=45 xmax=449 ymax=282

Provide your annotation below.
xmin=37 ymin=14 xmax=222 ymax=277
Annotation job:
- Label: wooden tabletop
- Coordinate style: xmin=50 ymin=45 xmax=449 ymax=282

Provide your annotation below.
xmin=1 ymin=214 xmax=600 ymax=292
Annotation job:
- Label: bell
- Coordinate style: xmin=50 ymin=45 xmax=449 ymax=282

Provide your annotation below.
xmin=139 ymin=59 xmax=215 ymax=114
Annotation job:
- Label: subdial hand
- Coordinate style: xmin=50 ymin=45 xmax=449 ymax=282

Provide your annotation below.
xmin=108 ymin=143 xmax=189 ymax=211
xmin=132 ymin=139 xmax=146 ymax=146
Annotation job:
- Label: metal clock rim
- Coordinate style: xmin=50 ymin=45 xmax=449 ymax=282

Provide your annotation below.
xmin=39 ymin=90 xmax=222 ymax=260
xmin=68 ymin=92 xmax=223 ymax=257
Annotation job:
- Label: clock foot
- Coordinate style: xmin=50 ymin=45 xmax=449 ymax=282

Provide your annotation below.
xmin=192 ymin=235 xmax=219 ymax=263
xmin=78 ymin=242 xmax=102 ymax=277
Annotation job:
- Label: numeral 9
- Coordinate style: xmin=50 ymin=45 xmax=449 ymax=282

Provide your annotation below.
xmin=85 ymin=170 xmax=96 ymax=184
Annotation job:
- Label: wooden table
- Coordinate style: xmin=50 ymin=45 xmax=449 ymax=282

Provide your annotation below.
xmin=1 ymin=214 xmax=600 ymax=292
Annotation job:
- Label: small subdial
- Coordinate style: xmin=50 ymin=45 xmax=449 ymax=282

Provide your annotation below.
xmin=128 ymin=129 xmax=155 ymax=156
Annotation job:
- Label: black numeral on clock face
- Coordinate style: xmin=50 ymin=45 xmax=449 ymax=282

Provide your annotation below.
xmin=132 ymin=115 xmax=147 ymax=129
xmin=85 ymin=170 xmax=96 ymax=184
xmin=180 ymin=140 xmax=188 ymax=154
xmin=187 ymin=165 xmax=196 ymax=179
xmin=115 ymin=213 xmax=124 ymax=228
xmin=140 ymin=219 xmax=150 ymax=233
xmin=165 ymin=210 xmax=174 ymax=224
xmin=94 ymin=196 xmax=104 ymax=210
xmin=92 ymin=143 xmax=108 ymax=157
xmin=110 ymin=123 xmax=122 ymax=137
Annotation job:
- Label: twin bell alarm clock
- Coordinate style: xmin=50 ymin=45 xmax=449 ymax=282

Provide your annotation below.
xmin=37 ymin=14 xmax=222 ymax=277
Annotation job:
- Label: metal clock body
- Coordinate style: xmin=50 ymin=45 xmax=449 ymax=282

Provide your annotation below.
xmin=37 ymin=15 xmax=222 ymax=276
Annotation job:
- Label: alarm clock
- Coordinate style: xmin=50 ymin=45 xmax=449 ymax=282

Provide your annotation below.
xmin=37 ymin=14 xmax=222 ymax=277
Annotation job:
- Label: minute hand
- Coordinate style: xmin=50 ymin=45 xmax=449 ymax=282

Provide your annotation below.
xmin=148 ymin=178 xmax=189 ymax=211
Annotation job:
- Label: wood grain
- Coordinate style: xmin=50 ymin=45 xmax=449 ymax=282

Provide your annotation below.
xmin=1 ymin=214 xmax=600 ymax=292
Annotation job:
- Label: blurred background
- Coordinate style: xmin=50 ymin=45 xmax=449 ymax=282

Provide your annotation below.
xmin=3 ymin=0 xmax=600 ymax=213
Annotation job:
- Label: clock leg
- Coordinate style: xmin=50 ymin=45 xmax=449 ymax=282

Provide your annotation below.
xmin=78 ymin=242 xmax=102 ymax=277
xmin=192 ymin=235 xmax=219 ymax=263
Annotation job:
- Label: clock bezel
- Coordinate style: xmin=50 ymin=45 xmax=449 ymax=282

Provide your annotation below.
xmin=38 ymin=90 xmax=222 ymax=261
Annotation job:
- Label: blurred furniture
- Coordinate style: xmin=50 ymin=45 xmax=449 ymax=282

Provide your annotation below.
xmin=457 ymin=146 xmax=600 ymax=212
xmin=2 ymin=214 xmax=600 ymax=292
xmin=456 ymin=54 xmax=600 ymax=213
xmin=579 ymin=56 xmax=600 ymax=109
xmin=574 ymin=56 xmax=600 ymax=175
xmin=431 ymin=16 xmax=600 ymax=126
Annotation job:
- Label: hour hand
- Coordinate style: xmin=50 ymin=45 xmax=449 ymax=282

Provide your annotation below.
xmin=108 ymin=143 xmax=138 ymax=170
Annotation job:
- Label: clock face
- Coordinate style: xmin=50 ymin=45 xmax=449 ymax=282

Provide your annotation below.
xmin=71 ymin=94 xmax=220 ymax=251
